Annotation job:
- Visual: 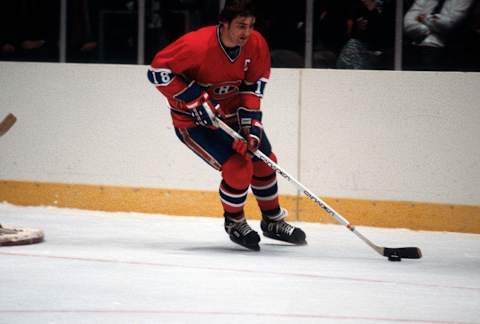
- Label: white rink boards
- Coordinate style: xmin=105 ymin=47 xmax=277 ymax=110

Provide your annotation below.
xmin=1 ymin=62 xmax=479 ymax=205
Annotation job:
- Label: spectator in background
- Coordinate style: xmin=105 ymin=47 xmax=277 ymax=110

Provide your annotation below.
xmin=0 ymin=0 xmax=60 ymax=62
xmin=336 ymin=0 xmax=396 ymax=70
xmin=403 ymin=0 xmax=474 ymax=71
xmin=0 ymin=1 xmax=18 ymax=60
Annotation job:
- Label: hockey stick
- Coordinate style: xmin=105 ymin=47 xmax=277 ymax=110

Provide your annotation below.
xmin=216 ymin=117 xmax=422 ymax=260
xmin=0 ymin=113 xmax=17 ymax=137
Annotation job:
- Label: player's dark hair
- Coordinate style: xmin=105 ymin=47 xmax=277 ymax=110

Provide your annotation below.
xmin=219 ymin=0 xmax=256 ymax=23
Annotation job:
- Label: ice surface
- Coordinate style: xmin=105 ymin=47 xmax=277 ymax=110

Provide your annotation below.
xmin=1 ymin=203 xmax=479 ymax=324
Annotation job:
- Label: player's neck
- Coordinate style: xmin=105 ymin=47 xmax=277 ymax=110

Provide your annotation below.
xmin=218 ymin=25 xmax=241 ymax=61
xmin=219 ymin=25 xmax=239 ymax=49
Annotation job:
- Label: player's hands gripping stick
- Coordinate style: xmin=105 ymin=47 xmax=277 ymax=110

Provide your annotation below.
xmin=187 ymin=92 xmax=223 ymax=129
xmin=232 ymin=138 xmax=248 ymax=156
xmin=237 ymin=108 xmax=263 ymax=152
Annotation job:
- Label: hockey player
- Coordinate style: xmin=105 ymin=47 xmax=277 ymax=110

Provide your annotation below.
xmin=147 ymin=0 xmax=306 ymax=251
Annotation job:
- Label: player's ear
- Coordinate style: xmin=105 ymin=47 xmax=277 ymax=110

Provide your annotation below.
xmin=220 ymin=20 xmax=230 ymax=29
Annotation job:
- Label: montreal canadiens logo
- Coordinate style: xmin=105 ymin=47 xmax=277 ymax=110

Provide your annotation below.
xmin=212 ymin=82 xmax=240 ymax=99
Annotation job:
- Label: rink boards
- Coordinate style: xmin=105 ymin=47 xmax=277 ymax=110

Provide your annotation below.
xmin=0 ymin=62 xmax=479 ymax=233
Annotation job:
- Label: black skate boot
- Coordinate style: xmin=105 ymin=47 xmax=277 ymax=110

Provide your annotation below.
xmin=224 ymin=217 xmax=261 ymax=251
xmin=261 ymin=208 xmax=307 ymax=245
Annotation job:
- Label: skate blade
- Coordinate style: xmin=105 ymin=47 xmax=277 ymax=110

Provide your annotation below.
xmin=263 ymin=232 xmax=307 ymax=245
xmin=229 ymin=237 xmax=260 ymax=251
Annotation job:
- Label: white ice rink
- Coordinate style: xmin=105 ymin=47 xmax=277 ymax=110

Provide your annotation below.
xmin=1 ymin=203 xmax=479 ymax=324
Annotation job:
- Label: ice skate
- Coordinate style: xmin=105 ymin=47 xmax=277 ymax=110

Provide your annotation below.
xmin=261 ymin=208 xmax=306 ymax=245
xmin=224 ymin=217 xmax=260 ymax=251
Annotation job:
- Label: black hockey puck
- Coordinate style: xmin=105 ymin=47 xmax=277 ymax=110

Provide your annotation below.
xmin=388 ymin=255 xmax=402 ymax=262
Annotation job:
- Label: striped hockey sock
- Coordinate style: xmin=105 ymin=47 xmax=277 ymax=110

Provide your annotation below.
xmin=251 ymin=152 xmax=280 ymax=218
xmin=251 ymin=172 xmax=280 ymax=217
xmin=219 ymin=180 xmax=248 ymax=220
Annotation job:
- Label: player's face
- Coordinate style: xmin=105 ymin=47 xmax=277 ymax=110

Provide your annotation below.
xmin=221 ymin=16 xmax=256 ymax=47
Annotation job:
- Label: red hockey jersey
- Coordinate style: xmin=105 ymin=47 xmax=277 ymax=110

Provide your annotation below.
xmin=148 ymin=25 xmax=271 ymax=128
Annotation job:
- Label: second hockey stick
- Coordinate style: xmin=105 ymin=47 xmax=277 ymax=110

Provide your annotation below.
xmin=0 ymin=113 xmax=17 ymax=138
xmin=215 ymin=116 xmax=422 ymax=260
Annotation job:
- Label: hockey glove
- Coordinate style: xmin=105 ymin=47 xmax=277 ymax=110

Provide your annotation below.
xmin=237 ymin=107 xmax=263 ymax=152
xmin=186 ymin=92 xmax=223 ymax=128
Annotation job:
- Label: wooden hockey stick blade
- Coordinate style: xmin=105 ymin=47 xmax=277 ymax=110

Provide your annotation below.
xmin=383 ymin=247 xmax=422 ymax=259
xmin=0 ymin=113 xmax=17 ymax=137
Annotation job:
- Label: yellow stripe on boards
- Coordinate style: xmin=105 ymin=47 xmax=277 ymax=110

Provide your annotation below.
xmin=297 ymin=197 xmax=480 ymax=233
xmin=0 ymin=180 xmax=479 ymax=234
